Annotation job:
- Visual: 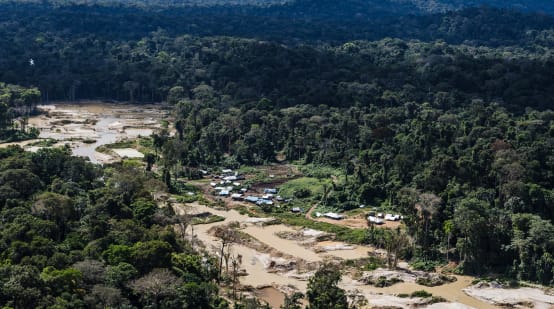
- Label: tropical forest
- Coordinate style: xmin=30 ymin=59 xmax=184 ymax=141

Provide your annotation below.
xmin=0 ymin=0 xmax=553 ymax=308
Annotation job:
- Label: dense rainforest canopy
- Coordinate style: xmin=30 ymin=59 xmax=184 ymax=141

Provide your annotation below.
xmin=0 ymin=146 xmax=233 ymax=308
xmin=0 ymin=0 xmax=553 ymax=307
xmin=2 ymin=2 xmax=554 ymax=105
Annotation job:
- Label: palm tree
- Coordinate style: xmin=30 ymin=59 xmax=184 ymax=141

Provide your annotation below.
xmin=416 ymin=193 xmax=441 ymax=252
xmin=320 ymin=183 xmax=331 ymax=206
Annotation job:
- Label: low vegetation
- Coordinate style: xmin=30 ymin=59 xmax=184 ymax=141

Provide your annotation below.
xmin=278 ymin=177 xmax=331 ymax=200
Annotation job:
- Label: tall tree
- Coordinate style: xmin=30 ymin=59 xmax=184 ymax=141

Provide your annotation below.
xmin=306 ymin=265 xmax=348 ymax=309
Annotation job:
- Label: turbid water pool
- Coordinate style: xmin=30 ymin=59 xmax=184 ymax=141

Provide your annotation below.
xmin=172 ymin=202 xmax=520 ymax=309
xmin=1 ymin=101 xmax=170 ymax=163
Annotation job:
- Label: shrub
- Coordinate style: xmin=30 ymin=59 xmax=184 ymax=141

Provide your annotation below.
xmin=294 ymin=188 xmax=312 ymax=198
xmin=410 ymin=290 xmax=432 ymax=298
xmin=410 ymin=260 xmax=440 ymax=272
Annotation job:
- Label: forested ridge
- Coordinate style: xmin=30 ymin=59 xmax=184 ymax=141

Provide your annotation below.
xmin=3 ymin=2 xmax=554 ymax=105
xmin=0 ymin=83 xmax=41 ymax=141
xmin=2 ymin=2 xmax=554 ymax=44
xmin=3 ymin=0 xmax=554 ymax=14
xmin=2 ymin=11 xmax=554 ymax=107
xmin=0 ymin=0 xmax=554 ymax=307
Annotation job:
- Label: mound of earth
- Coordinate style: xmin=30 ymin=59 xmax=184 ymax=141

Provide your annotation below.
xmin=464 ymin=281 xmax=554 ymax=309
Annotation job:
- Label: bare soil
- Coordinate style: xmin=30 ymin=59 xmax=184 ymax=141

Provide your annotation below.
xmin=1 ymin=102 xmax=170 ymax=163
xmin=172 ymin=202 xmax=503 ymax=309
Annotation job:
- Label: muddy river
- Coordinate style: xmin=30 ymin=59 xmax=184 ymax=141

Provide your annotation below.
xmin=173 ymin=202 xmax=536 ymax=309
xmin=2 ymin=102 xmax=170 ymax=163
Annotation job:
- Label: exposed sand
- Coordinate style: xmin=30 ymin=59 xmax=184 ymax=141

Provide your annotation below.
xmin=425 ymin=303 xmax=475 ymax=309
xmin=112 ymin=148 xmax=144 ymax=158
xmin=315 ymin=241 xmax=373 ymax=260
xmin=172 ymin=202 xmax=501 ymax=309
xmin=0 ymin=139 xmax=41 ymax=148
xmin=464 ymin=282 xmax=554 ymax=309
xmin=172 ymin=203 xmax=309 ymax=290
xmin=242 ymin=225 xmax=322 ymax=262
xmin=1 ymin=102 xmax=169 ymax=163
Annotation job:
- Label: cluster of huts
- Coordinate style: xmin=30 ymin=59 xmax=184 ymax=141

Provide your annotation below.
xmin=210 ymin=169 xmax=282 ymax=206
xmin=210 ymin=169 xmax=247 ymax=197
xmin=314 ymin=212 xmax=346 ymax=220
xmin=243 ymin=188 xmax=281 ymax=206
xmin=367 ymin=212 xmax=402 ymax=224
xmin=209 ymin=169 xmax=404 ymax=222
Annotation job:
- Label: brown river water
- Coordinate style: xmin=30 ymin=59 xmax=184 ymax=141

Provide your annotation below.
xmin=174 ymin=203 xmax=514 ymax=309
xmin=2 ymin=102 xmax=170 ymax=163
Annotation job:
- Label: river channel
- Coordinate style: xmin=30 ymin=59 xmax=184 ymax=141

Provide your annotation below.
xmin=2 ymin=102 xmax=170 ymax=163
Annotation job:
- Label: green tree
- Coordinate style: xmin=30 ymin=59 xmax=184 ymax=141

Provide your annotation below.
xmin=131 ymin=240 xmax=173 ymax=272
xmin=454 ymin=198 xmax=489 ymax=271
xmin=143 ymin=153 xmax=156 ymax=171
xmin=179 ymin=281 xmax=221 ymax=309
xmin=381 ymin=227 xmax=410 ymax=269
xmin=31 ymin=192 xmax=76 ymax=239
xmin=443 ymin=219 xmax=454 ymax=262
xmin=40 ymin=267 xmax=82 ymax=296
xmin=103 ymin=245 xmax=133 ymax=265
xmin=105 ymin=262 xmax=138 ymax=288
xmin=281 ymin=292 xmax=304 ymax=309
xmin=306 ymin=265 xmax=348 ymax=309
xmin=131 ymin=198 xmax=157 ymax=226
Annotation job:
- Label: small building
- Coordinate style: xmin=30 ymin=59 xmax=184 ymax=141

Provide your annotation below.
xmin=219 ymin=190 xmax=230 ymax=196
xmin=262 ymin=194 xmax=273 ymax=200
xmin=231 ymin=193 xmax=243 ymax=201
xmin=214 ymin=187 xmax=225 ymax=191
xmin=223 ymin=175 xmax=238 ymax=181
xmin=245 ymin=196 xmax=259 ymax=203
xmin=291 ymin=207 xmax=302 ymax=213
xmin=385 ymin=214 xmax=398 ymax=221
xmin=222 ymin=169 xmax=233 ymax=174
xmin=368 ymin=216 xmax=384 ymax=225
xmin=233 ymin=182 xmax=241 ymax=187
xmin=210 ymin=182 xmax=217 ymax=187
xmin=324 ymin=212 xmax=345 ymax=220
xmin=240 ymin=188 xmax=248 ymax=193
xmin=256 ymin=199 xmax=273 ymax=206
xmin=264 ymin=188 xmax=278 ymax=194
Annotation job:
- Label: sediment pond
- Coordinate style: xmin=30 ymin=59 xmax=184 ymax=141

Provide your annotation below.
xmin=1 ymin=102 xmax=170 ymax=163
xmin=173 ymin=202 xmax=526 ymax=309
